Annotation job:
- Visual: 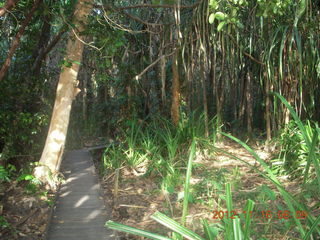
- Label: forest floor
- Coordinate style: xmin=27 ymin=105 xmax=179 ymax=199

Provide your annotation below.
xmin=1 ymin=139 xmax=317 ymax=239
xmin=99 ymin=139 xmax=316 ymax=240
xmin=0 ymin=180 xmax=55 ymax=239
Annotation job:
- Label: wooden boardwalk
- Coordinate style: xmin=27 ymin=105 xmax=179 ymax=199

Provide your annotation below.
xmin=46 ymin=150 xmax=116 ymax=240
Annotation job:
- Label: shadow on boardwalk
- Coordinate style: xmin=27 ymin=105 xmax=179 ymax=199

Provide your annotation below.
xmin=46 ymin=150 xmax=116 ymax=240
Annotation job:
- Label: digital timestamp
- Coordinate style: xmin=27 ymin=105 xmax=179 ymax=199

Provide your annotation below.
xmin=212 ymin=210 xmax=308 ymax=220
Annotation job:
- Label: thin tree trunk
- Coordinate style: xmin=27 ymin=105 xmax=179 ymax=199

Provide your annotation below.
xmin=83 ymin=73 xmax=88 ymax=123
xmin=171 ymin=1 xmax=181 ymax=126
xmin=171 ymin=49 xmax=180 ymax=126
xmin=32 ymin=27 xmax=67 ymax=73
xmin=0 ymin=0 xmax=42 ymax=81
xmin=265 ymin=73 xmax=271 ymax=142
xmin=159 ymin=38 xmax=166 ymax=107
xmin=32 ymin=11 xmax=52 ymax=76
xmin=34 ymin=0 xmax=93 ymax=184
xmin=0 ymin=0 xmax=19 ymax=17
xmin=201 ymin=51 xmax=209 ymax=137
xmin=246 ymin=71 xmax=253 ymax=134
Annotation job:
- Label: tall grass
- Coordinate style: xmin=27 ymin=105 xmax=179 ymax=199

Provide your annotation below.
xmin=220 ymin=93 xmax=320 ymax=239
xmin=272 ymin=92 xmax=320 ymax=186
xmin=105 ymin=139 xmax=206 ymax=240
xmin=103 ymin=98 xmax=320 ymax=239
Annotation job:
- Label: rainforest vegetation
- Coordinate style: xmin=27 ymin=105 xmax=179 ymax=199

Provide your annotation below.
xmin=0 ymin=0 xmax=320 ymax=239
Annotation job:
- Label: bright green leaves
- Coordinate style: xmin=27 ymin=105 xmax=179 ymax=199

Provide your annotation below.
xmin=208 ymin=12 xmax=229 ymax=31
xmin=209 ymin=0 xmax=219 ymax=10
xmin=209 ymin=11 xmax=227 ymax=23
xmin=217 ymin=21 xmax=226 ymax=31
xmin=209 ymin=11 xmax=244 ymax=32
xmin=257 ymin=0 xmax=292 ymax=18
xmin=208 ymin=1 xmax=244 ymax=31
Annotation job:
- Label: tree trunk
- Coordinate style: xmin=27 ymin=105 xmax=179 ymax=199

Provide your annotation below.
xmin=265 ymin=73 xmax=271 ymax=142
xmin=201 ymin=51 xmax=209 ymax=137
xmin=34 ymin=0 xmax=93 ymax=184
xmin=171 ymin=49 xmax=180 ymax=126
xmin=246 ymin=71 xmax=253 ymax=134
xmin=0 ymin=0 xmax=41 ymax=81
xmin=32 ymin=11 xmax=52 ymax=76
xmin=159 ymin=40 xmax=166 ymax=107
xmin=0 ymin=0 xmax=19 ymax=17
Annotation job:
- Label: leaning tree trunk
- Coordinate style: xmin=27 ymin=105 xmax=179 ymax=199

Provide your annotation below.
xmin=34 ymin=0 xmax=92 ymax=184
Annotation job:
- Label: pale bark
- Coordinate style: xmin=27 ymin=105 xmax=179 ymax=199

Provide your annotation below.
xmin=34 ymin=0 xmax=93 ymax=184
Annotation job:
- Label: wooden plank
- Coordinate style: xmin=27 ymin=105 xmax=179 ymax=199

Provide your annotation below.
xmin=46 ymin=150 xmax=116 ymax=240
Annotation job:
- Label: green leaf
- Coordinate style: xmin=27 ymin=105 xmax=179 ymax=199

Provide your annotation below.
xmin=151 ymin=212 xmax=205 ymax=240
xmin=214 ymin=12 xmax=226 ymax=20
xmin=106 ymin=221 xmax=171 ymax=240
xmin=209 ymin=13 xmax=215 ymax=24
xmin=232 ymin=217 xmax=242 ymax=240
xmin=17 ymin=174 xmax=34 ymax=181
xmin=243 ymin=200 xmax=255 ymax=239
xmin=217 ymin=21 xmax=226 ymax=32
xmin=303 ymin=215 xmax=320 ymax=240
xmin=202 ymin=219 xmax=218 ymax=240
xmin=181 ymin=140 xmax=196 ymax=226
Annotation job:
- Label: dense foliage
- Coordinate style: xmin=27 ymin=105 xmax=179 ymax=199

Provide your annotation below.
xmin=0 ymin=0 xmax=319 ymax=239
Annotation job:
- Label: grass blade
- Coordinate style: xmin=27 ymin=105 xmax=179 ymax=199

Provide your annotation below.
xmin=303 ymin=214 xmax=320 ymax=240
xmin=151 ymin=212 xmax=205 ymax=240
xmin=271 ymin=92 xmax=310 ymax=145
xmin=202 ymin=219 xmax=216 ymax=240
xmin=225 ymin=183 xmax=233 ymax=239
xmin=303 ymin=131 xmax=318 ymax=184
xmin=105 ymin=220 xmax=171 ymax=240
xmin=243 ymin=200 xmax=254 ymax=240
xmin=221 ymin=132 xmax=306 ymax=236
xmin=181 ymin=140 xmax=196 ymax=226
xmin=232 ymin=217 xmax=242 ymax=240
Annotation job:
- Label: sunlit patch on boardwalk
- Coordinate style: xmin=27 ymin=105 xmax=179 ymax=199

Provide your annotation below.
xmin=46 ymin=150 xmax=116 ymax=240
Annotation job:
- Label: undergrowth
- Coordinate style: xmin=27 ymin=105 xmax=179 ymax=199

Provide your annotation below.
xmin=104 ymin=94 xmax=320 ymax=240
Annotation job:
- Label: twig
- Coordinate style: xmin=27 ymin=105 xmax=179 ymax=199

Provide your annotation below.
xmin=0 ymin=208 xmax=39 ymax=235
xmin=118 ymin=204 xmax=147 ymax=208
xmin=226 ymin=32 xmax=265 ymax=66
xmin=117 ymin=2 xmax=201 ymax=10
xmin=134 ymin=52 xmax=174 ymax=81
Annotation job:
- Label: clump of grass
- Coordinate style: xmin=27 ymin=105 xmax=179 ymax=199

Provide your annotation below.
xmin=219 ymin=93 xmax=320 ymax=239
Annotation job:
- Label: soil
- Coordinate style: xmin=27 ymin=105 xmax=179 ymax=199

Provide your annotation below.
xmin=98 ymin=139 xmax=317 ymax=240
xmin=0 ymin=181 xmax=56 ymax=239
